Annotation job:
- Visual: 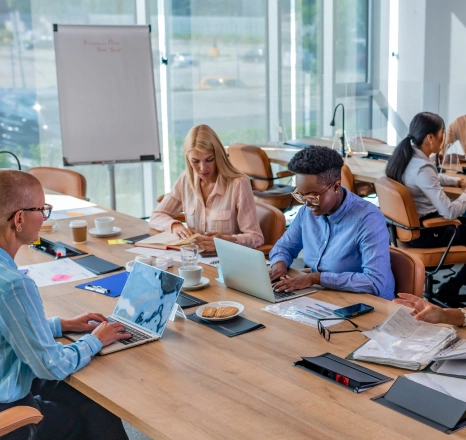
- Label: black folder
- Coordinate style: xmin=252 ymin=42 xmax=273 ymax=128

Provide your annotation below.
xmin=293 ymin=353 xmax=392 ymax=393
xmin=372 ymin=377 xmax=466 ymax=434
xmin=187 ymin=313 xmax=265 ymax=337
xmin=73 ymin=255 xmax=124 ymax=275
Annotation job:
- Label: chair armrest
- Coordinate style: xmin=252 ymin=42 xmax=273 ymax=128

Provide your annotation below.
xmin=0 ymin=406 xmax=43 ymax=437
xmin=276 ymin=170 xmax=294 ymax=179
xmin=256 ymin=244 xmax=273 ymax=255
xmin=422 ymin=218 xmax=461 ymax=228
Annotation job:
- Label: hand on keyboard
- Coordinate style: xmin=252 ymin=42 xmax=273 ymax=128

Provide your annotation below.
xmin=92 ymin=320 xmax=132 ymax=347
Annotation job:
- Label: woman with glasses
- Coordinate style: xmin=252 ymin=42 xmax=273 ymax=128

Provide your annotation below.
xmin=269 ymin=145 xmax=395 ymax=300
xmin=0 ymin=170 xmax=131 ymax=439
xmin=385 ymin=112 xmax=466 ymax=304
xmin=149 ymin=124 xmax=263 ymax=252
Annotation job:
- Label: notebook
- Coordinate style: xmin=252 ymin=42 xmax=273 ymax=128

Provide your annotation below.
xmin=65 ymin=262 xmax=183 ymax=354
xmin=134 ymin=231 xmax=201 ymax=250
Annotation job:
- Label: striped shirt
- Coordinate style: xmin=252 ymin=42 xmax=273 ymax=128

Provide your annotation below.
xmin=0 ymin=248 xmax=102 ymax=403
xmin=149 ymin=172 xmax=264 ymax=248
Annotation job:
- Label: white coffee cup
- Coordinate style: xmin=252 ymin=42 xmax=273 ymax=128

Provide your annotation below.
xmin=178 ymin=265 xmax=203 ymax=287
xmin=135 ymin=255 xmax=153 ymax=265
xmin=94 ymin=216 xmax=115 ymax=234
xmin=155 ymin=256 xmax=173 ymax=268
xmin=126 ymin=260 xmax=136 ymax=272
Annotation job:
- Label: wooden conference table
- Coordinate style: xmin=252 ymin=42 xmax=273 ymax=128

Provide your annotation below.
xmin=15 ymin=197 xmax=466 ymax=439
xmin=256 ymin=137 xmax=464 ymax=197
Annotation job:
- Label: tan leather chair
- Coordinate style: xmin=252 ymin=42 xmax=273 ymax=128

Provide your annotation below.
xmin=156 ymin=194 xmax=186 ymax=223
xmin=0 ymin=406 xmax=43 ymax=439
xmin=28 ymin=167 xmax=87 ymax=200
xmin=375 ymin=176 xmax=466 ymax=300
xmin=361 ymin=136 xmax=385 ymax=144
xmin=254 ymin=200 xmax=286 ymax=255
xmin=341 ymin=164 xmax=375 ymax=197
xmin=228 ymin=143 xmax=296 ymax=211
xmin=390 ymin=246 xmax=425 ymax=298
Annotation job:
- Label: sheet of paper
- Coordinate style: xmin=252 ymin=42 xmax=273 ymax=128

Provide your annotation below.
xmin=19 ymin=258 xmax=96 ymax=287
xmin=263 ymin=297 xmax=344 ymax=328
xmin=45 ymin=194 xmax=96 ymax=211
xmin=50 ymin=206 xmax=107 ymax=220
xmin=434 ymin=339 xmax=466 ymax=361
xmin=431 ymin=359 xmax=466 ymax=376
xmin=406 ymin=373 xmax=466 ymax=403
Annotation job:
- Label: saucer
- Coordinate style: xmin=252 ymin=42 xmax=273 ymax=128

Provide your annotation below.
xmin=182 ymin=277 xmax=210 ymax=291
xmin=89 ymin=226 xmax=121 ymax=238
xmin=196 ymin=301 xmax=244 ymax=321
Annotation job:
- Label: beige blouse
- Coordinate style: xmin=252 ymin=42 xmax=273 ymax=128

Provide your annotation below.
xmin=149 ymin=171 xmax=264 ymax=248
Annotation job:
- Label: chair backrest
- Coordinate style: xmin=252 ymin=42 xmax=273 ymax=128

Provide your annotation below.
xmin=228 ymin=143 xmax=273 ymax=191
xmin=341 ymin=164 xmax=357 ymax=194
xmin=374 ymin=176 xmax=420 ymax=242
xmin=28 ymin=167 xmax=87 ymax=200
xmin=390 ymin=246 xmax=425 ymax=297
xmin=361 ymin=136 xmax=386 ymax=145
xmin=255 ymin=200 xmax=286 ymax=248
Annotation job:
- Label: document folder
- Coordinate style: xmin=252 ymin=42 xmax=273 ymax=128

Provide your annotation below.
xmin=293 ymin=353 xmax=392 ymax=393
xmin=372 ymin=377 xmax=466 ymax=434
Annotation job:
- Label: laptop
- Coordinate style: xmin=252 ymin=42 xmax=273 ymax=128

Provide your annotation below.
xmin=65 ymin=262 xmax=183 ymax=354
xmin=214 ymin=238 xmax=316 ymax=303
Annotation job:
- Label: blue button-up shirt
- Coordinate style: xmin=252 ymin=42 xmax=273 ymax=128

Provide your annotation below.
xmin=270 ymin=189 xmax=395 ymax=300
xmin=0 ymin=248 xmax=102 ymax=403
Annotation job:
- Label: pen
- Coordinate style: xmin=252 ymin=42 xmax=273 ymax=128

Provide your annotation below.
xmin=314 ymin=303 xmax=336 ymax=313
xmin=84 ymin=285 xmax=110 ymax=294
xmin=306 ymin=306 xmax=332 ymax=316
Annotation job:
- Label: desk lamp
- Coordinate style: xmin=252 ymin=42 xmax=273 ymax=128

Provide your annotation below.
xmin=329 ymin=103 xmax=346 ymax=157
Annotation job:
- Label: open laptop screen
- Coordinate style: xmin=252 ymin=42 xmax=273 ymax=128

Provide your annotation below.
xmin=113 ymin=262 xmax=183 ymax=336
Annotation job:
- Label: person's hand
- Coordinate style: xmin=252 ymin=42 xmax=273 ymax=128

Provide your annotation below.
xmin=272 ymin=273 xmax=319 ymax=292
xmin=172 ymin=223 xmax=196 ymax=239
xmin=193 ymin=234 xmax=217 ymax=252
xmin=393 ymin=293 xmax=446 ymax=324
xmin=61 ymin=313 xmax=108 ymax=333
xmin=91 ymin=321 xmax=132 ymax=347
xmin=268 ymin=261 xmax=287 ymax=281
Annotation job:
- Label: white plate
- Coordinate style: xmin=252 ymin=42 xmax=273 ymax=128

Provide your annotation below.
xmin=196 ymin=301 xmax=244 ymax=321
xmin=89 ymin=226 xmax=121 ymax=238
xmin=182 ymin=276 xmax=210 ymax=291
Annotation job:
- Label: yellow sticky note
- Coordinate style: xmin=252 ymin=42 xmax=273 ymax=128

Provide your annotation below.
xmin=67 ymin=212 xmax=83 ymax=217
xmin=33 ymin=238 xmax=41 ymax=245
xmin=108 ymin=239 xmax=128 ymax=245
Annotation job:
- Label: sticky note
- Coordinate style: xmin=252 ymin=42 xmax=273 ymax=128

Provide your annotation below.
xmin=108 ymin=239 xmax=128 ymax=245
xmin=51 ymin=274 xmax=73 ymax=282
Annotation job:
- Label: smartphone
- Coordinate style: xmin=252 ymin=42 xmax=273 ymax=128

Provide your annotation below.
xmin=333 ymin=303 xmax=374 ymax=318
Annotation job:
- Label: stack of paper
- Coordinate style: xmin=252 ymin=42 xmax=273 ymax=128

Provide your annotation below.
xmin=406 ymin=373 xmax=466 ymax=403
xmin=353 ymin=307 xmax=457 ymax=370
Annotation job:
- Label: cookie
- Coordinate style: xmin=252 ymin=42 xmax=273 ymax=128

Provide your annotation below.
xmin=202 ymin=306 xmax=217 ymax=318
xmin=215 ymin=306 xmax=239 ymax=318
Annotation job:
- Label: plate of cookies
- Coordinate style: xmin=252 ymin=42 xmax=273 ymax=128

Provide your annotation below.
xmin=196 ymin=301 xmax=244 ymax=321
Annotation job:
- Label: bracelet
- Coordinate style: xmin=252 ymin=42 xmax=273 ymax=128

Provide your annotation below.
xmin=232 ymin=234 xmax=238 ymax=244
xmin=461 ymin=308 xmax=466 ymax=327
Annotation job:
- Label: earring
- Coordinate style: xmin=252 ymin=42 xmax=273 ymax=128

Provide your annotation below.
xmin=16 ymin=227 xmax=22 ymax=233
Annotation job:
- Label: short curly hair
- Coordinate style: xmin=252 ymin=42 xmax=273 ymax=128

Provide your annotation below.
xmin=288 ymin=145 xmax=343 ymax=184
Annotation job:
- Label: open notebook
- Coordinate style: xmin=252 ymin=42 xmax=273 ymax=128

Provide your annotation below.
xmin=134 ymin=231 xmax=201 ymax=250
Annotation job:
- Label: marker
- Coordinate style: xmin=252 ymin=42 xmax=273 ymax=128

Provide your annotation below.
xmin=84 ymin=285 xmax=110 ymax=294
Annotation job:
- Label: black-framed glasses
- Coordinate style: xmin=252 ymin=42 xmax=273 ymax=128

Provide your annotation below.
xmin=317 ymin=318 xmax=361 ymax=341
xmin=291 ymin=181 xmax=336 ymax=206
xmin=7 ymin=204 xmax=53 ymax=221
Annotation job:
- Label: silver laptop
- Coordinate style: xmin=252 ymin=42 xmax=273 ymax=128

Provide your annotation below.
xmin=214 ymin=238 xmax=316 ymax=302
xmin=65 ymin=262 xmax=183 ymax=354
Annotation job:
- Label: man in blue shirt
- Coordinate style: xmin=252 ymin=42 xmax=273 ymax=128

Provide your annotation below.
xmin=270 ymin=146 xmax=395 ymax=300
xmin=0 ymin=170 xmax=131 ymax=439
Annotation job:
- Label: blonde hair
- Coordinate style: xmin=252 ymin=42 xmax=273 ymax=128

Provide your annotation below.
xmin=184 ymin=124 xmax=244 ymax=189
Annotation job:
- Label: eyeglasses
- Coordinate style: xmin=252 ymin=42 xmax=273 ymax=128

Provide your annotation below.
xmin=292 ymin=181 xmax=336 ymax=206
xmin=317 ymin=318 xmax=361 ymax=341
xmin=7 ymin=204 xmax=53 ymax=221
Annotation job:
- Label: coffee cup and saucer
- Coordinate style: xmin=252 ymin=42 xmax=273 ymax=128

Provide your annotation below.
xmin=89 ymin=216 xmax=121 ymax=238
xmin=178 ymin=265 xmax=209 ymax=291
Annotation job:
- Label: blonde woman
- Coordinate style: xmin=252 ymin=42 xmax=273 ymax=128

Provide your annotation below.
xmin=149 ymin=125 xmax=264 ymax=252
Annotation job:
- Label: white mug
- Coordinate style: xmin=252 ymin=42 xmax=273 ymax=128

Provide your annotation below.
xmin=94 ymin=216 xmax=115 ymax=234
xmin=135 ymin=255 xmax=153 ymax=265
xmin=178 ymin=265 xmax=203 ymax=287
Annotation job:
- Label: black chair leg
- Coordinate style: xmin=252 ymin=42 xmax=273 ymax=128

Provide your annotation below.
xmin=28 ymin=424 xmax=38 ymax=440
xmin=424 ymin=274 xmax=434 ymax=302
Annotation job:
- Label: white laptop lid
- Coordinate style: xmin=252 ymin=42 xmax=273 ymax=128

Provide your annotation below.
xmin=214 ymin=237 xmax=276 ymax=301
xmin=113 ymin=262 xmax=183 ymax=337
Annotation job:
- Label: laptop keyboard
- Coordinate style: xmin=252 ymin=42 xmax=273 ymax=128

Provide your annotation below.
xmin=107 ymin=317 xmax=152 ymax=345
xmin=273 ymin=290 xmax=298 ymax=300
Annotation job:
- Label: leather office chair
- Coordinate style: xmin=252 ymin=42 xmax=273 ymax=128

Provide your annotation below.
xmin=341 ymin=164 xmax=375 ymax=197
xmin=375 ymin=176 xmax=466 ymax=303
xmin=228 ymin=143 xmax=296 ymax=211
xmin=390 ymin=246 xmax=425 ymax=298
xmin=28 ymin=167 xmax=87 ymax=200
xmin=0 ymin=406 xmax=43 ymax=439
xmin=360 ymin=136 xmax=385 ymax=144
xmin=254 ymin=200 xmax=286 ymax=256
xmin=155 ymin=194 xmax=186 ymax=223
